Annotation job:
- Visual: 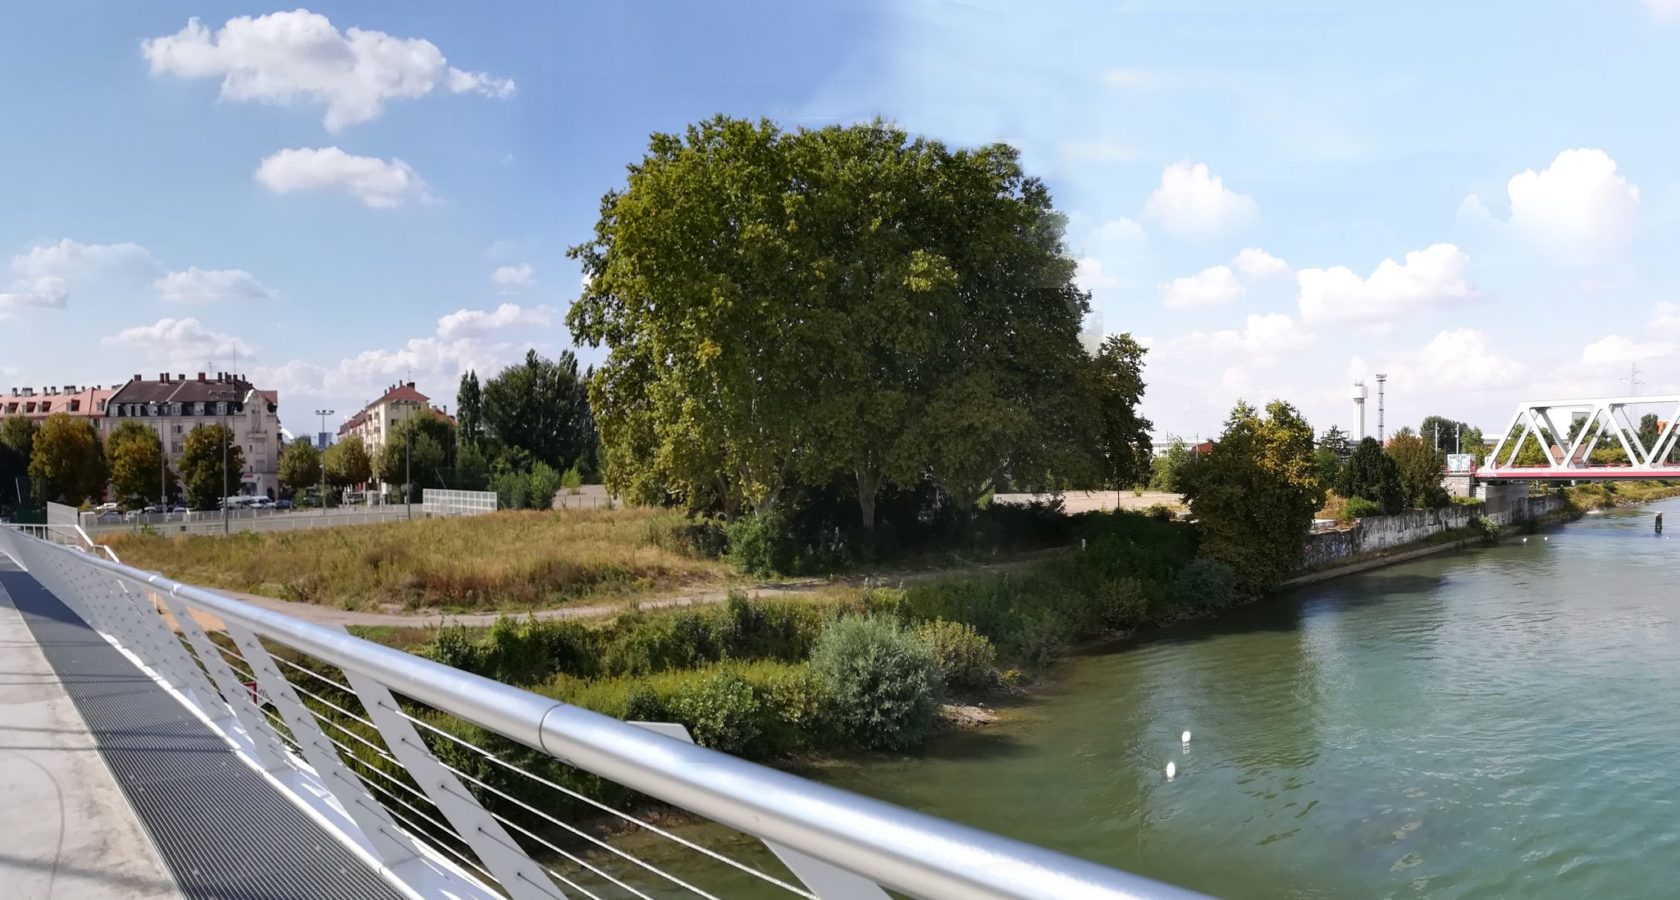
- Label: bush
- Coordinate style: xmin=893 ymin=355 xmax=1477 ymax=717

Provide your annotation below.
xmin=1173 ymin=557 xmax=1237 ymax=612
xmin=727 ymin=508 xmax=801 ymax=575
xmin=427 ymin=624 xmax=481 ymax=671
xmin=1005 ymin=611 xmax=1070 ymax=673
xmin=561 ymin=465 xmax=583 ymax=494
xmin=916 ymin=619 xmax=998 ymax=691
xmin=809 ymin=617 xmax=942 ymax=750
xmin=1143 ymin=504 xmax=1176 ymax=521
xmin=1341 ymin=496 xmax=1384 ymax=521
xmin=1094 ymin=576 xmax=1149 ymax=629
xmin=670 ymin=670 xmax=763 ymax=755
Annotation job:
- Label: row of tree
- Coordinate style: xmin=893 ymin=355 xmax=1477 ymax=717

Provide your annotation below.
xmin=566 ymin=116 xmax=1152 ymax=530
xmin=0 ymin=414 xmax=246 ymax=510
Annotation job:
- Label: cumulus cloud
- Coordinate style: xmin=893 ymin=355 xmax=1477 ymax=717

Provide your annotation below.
xmin=1580 ymin=334 xmax=1676 ymax=369
xmin=436 ymin=302 xmax=555 ymax=339
xmin=1 ymin=239 xmax=158 ymax=311
xmin=101 ymin=317 xmax=254 ymax=369
xmin=1461 ymin=149 xmax=1640 ymax=264
xmin=154 ymin=267 xmax=274 ymax=304
xmin=491 ymin=263 xmax=535 ymax=289
xmin=255 ymin=147 xmax=429 ymax=207
xmin=1403 ymin=328 xmax=1526 ymax=390
xmin=1649 ymin=302 xmax=1680 ymax=337
xmin=1143 ymin=161 xmax=1258 ymax=237
xmin=0 ymin=277 xmax=69 ymax=314
xmin=142 ymin=10 xmax=514 ymax=132
xmin=1074 ymin=257 xmax=1119 ymax=291
xmin=1158 ymin=313 xmax=1315 ymax=364
xmin=1645 ymin=0 xmax=1680 ymax=21
xmin=1297 ymin=243 xmax=1477 ymax=323
xmin=1231 ymin=248 xmax=1291 ymax=279
xmin=1159 ymin=265 xmax=1244 ymax=309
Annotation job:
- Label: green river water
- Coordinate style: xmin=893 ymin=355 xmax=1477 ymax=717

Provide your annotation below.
xmin=806 ymin=498 xmax=1680 ymax=898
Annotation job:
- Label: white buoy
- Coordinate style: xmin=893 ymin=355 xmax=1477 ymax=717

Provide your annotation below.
xmin=1522 ymin=537 xmax=1528 ymax=543
xmin=1181 ymin=730 xmax=1192 ymax=745
xmin=1543 ymin=536 xmax=1549 ymax=542
xmin=1165 ymin=761 xmax=1177 ymax=781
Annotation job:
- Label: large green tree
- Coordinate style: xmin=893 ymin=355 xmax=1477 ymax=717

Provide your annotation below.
xmin=28 ymin=414 xmax=106 ymax=506
xmin=569 ymin=116 xmax=1124 ymax=525
xmin=1387 ymin=432 xmax=1449 ymax=509
xmin=0 ymin=416 xmax=36 ymax=505
xmin=1086 ymin=334 xmax=1154 ymax=489
xmin=482 ymin=350 xmax=596 ymax=475
xmin=374 ymin=418 xmax=449 ymax=496
xmin=324 ymin=438 xmax=372 ymax=490
xmin=278 ymin=438 xmax=322 ymax=496
xmin=1338 ymin=437 xmax=1403 ymax=513
xmin=457 ymin=370 xmax=484 ymax=447
xmin=106 ymin=420 xmax=172 ymax=505
xmin=178 ymin=424 xmax=244 ymax=510
xmin=1179 ymin=400 xmax=1323 ymax=592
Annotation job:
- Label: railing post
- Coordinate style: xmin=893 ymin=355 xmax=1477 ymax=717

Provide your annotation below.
xmin=158 ymin=585 xmax=294 ymax=773
xmin=225 ymin=624 xmax=419 ymax=867
xmin=347 ymin=672 xmax=565 ymax=900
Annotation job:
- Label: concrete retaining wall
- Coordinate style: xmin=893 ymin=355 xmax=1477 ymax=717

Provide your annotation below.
xmin=1301 ymin=492 xmax=1565 ymax=571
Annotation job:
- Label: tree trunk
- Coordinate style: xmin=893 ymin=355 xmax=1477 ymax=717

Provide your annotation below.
xmin=856 ymin=465 xmax=881 ymax=530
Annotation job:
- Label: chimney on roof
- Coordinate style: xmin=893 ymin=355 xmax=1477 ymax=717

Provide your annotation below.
xmin=198 ymin=372 xmax=206 ymax=383
xmin=160 ymin=373 xmax=170 ymax=383
xmin=177 ymin=374 xmax=185 ymax=382
xmin=133 ymin=374 xmax=142 ymax=382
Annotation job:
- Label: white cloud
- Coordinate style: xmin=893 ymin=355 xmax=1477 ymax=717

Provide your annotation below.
xmin=1404 ymin=328 xmax=1526 ymax=390
xmin=1580 ymin=334 xmax=1676 ymax=369
xmin=1074 ymin=257 xmax=1119 ymax=291
xmin=154 ymin=267 xmax=274 ymax=304
xmin=1159 ymin=313 xmax=1315 ymax=363
xmin=1496 ymin=149 xmax=1640 ymax=263
xmin=12 ymin=239 xmax=155 ymax=280
xmin=1297 ymin=243 xmax=1477 ymax=323
xmin=1159 ymin=265 xmax=1244 ymax=309
xmin=255 ymin=147 xmax=429 ymax=208
xmin=1649 ymin=302 xmax=1680 ymax=337
xmin=1644 ymin=0 xmax=1680 ymax=21
xmin=101 ymin=317 xmax=254 ymax=369
xmin=1231 ymin=248 xmax=1291 ymax=279
xmin=142 ymin=10 xmax=514 ymax=132
xmin=491 ymin=263 xmax=535 ymax=289
xmin=1143 ymin=161 xmax=1258 ymax=238
xmin=0 ymin=277 xmax=68 ymax=313
xmin=436 ymin=302 xmax=555 ymax=340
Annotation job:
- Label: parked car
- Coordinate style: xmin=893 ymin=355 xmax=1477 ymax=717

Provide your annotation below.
xmin=94 ymin=502 xmax=119 ymax=513
xmin=274 ymin=499 xmax=293 ymax=510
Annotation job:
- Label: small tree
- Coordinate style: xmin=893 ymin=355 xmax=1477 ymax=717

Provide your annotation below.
xmin=0 ymin=416 xmax=38 ymax=505
xmin=106 ymin=420 xmax=170 ymax=505
xmin=28 ymin=413 xmax=107 ymax=506
xmin=1148 ymin=438 xmax=1194 ymax=493
xmin=178 ymin=424 xmax=244 ymax=510
xmin=324 ymin=439 xmax=372 ymax=491
xmin=1338 ymin=437 xmax=1402 ymax=513
xmin=1387 ymin=432 xmax=1448 ymax=509
xmin=1179 ymin=400 xmax=1323 ymax=593
xmin=278 ymin=438 xmax=322 ymax=496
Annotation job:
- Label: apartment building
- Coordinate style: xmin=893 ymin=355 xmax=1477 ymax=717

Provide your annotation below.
xmin=2 ymin=384 xmax=118 ymax=436
xmin=338 ymin=381 xmax=433 ymax=456
xmin=105 ymin=372 xmax=284 ymax=497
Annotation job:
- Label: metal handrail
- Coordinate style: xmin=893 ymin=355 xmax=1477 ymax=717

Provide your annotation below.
xmin=0 ymin=526 xmax=1200 ymax=900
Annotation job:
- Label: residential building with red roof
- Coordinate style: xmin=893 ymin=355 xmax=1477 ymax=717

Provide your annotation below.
xmin=106 ymin=371 xmax=284 ymax=498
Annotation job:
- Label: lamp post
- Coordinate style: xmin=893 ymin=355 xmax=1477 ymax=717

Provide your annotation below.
xmin=315 ymin=409 xmax=334 ymax=516
xmin=213 ymin=388 xmax=237 ymax=534
xmin=405 ymin=406 xmax=412 ymax=521
xmin=156 ymin=422 xmax=167 ymax=511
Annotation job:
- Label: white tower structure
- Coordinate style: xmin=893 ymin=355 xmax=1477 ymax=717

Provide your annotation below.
xmin=1351 ymin=380 xmax=1367 ymax=439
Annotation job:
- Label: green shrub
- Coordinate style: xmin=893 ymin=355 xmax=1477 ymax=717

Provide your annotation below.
xmin=561 ymin=465 xmax=583 ymax=493
xmin=1143 ymin=503 xmax=1176 ymax=521
xmin=916 ymin=619 xmax=998 ymax=690
xmin=426 ymin=624 xmax=481 ymax=671
xmin=1472 ymin=515 xmax=1500 ymax=542
xmin=727 ymin=508 xmax=800 ymax=575
xmin=1005 ymin=611 xmax=1071 ymax=673
xmin=1094 ymin=576 xmax=1150 ymax=629
xmin=809 ymin=616 xmax=942 ymax=750
xmin=670 ymin=670 xmax=763 ymax=755
xmin=1341 ymin=496 xmax=1384 ymax=521
xmin=527 ymin=462 xmax=563 ymax=510
xmin=1173 ymin=557 xmax=1237 ymax=612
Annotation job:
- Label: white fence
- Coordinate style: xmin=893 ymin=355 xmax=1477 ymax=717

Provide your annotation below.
xmin=422 ymin=488 xmax=498 ymax=517
xmin=84 ymin=506 xmax=414 ymax=538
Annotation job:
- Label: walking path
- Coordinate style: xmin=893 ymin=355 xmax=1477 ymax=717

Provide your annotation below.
xmin=208 ymin=551 xmax=1062 ymax=629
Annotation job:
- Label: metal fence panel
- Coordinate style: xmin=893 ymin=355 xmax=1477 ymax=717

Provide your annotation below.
xmin=422 ymin=489 xmax=498 ymax=517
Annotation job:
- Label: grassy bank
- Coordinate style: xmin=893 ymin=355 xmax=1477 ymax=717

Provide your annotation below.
xmin=1563 ymin=481 xmax=1680 ymax=512
xmin=107 ymin=508 xmax=732 ymax=612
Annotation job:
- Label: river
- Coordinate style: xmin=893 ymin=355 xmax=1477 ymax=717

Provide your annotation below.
xmin=811 ymin=498 xmax=1680 ymax=898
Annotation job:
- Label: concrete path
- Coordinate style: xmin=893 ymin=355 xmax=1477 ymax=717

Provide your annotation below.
xmin=206 ymin=552 xmax=1062 ymax=629
xmin=0 ymin=575 xmax=179 ymax=900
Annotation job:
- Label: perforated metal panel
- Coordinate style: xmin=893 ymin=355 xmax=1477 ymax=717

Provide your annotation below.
xmin=0 ymin=571 xmax=401 ymax=900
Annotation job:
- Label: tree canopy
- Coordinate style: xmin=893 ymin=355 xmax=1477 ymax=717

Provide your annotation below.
xmin=481 ymin=350 xmax=596 ymax=476
xmin=1387 ymin=432 xmax=1448 ymax=509
xmin=278 ymin=438 xmax=322 ymax=495
xmin=1338 ymin=437 xmax=1402 ymax=513
xmin=324 ymin=439 xmax=372 ymax=490
xmin=0 ymin=416 xmax=36 ymax=506
xmin=374 ymin=417 xmax=450 ymax=496
xmin=178 ymin=424 xmax=244 ymax=510
xmin=456 ymin=370 xmax=485 ymax=447
xmin=1179 ymin=400 xmax=1323 ymax=593
xmin=568 ymin=115 xmax=1143 ymax=526
xmin=106 ymin=420 xmax=171 ymax=505
xmin=27 ymin=414 xmax=106 ymax=506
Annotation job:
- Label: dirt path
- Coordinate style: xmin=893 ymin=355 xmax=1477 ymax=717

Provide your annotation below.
xmin=210 ymin=551 xmax=1064 ymax=629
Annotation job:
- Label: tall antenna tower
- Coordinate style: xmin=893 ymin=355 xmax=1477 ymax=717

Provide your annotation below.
xmin=1375 ymin=374 xmax=1388 ymax=443
xmin=1627 ymin=363 xmax=1644 ymax=397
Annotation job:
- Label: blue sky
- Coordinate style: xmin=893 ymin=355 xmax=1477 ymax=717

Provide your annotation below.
xmin=4 ymin=1 xmax=1680 ymax=443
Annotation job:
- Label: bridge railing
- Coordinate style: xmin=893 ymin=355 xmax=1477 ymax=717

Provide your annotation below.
xmin=1483 ymin=396 xmax=1680 ymax=479
xmin=0 ymin=525 xmax=1198 ymax=900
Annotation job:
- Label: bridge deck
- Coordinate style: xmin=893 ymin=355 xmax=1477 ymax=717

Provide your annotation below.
xmin=0 ymin=562 xmax=402 ymax=900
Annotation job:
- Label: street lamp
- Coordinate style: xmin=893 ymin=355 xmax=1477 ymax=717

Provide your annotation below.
xmin=405 ymin=405 xmax=412 ymax=521
xmin=315 ymin=409 xmax=334 ymax=516
xmin=213 ymin=387 xmax=238 ymax=533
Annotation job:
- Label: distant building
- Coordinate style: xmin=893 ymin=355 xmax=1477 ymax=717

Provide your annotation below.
xmin=339 ymin=382 xmax=453 ymax=496
xmin=2 ymin=384 xmax=118 ymax=436
xmin=106 ymin=372 xmax=284 ymax=497
xmin=316 ymin=432 xmax=333 ymax=451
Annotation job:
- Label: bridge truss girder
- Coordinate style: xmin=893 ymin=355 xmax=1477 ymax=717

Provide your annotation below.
xmin=1482 ymin=396 xmax=1680 ymax=479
